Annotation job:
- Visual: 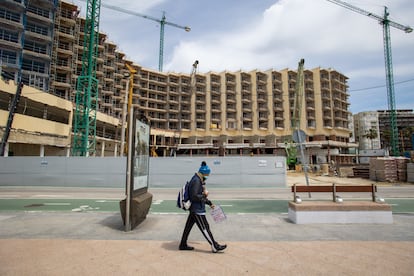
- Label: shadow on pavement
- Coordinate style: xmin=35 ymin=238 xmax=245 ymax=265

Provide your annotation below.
xmin=99 ymin=213 xmax=124 ymax=231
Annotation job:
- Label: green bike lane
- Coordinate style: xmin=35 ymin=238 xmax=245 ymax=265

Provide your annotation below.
xmin=1 ymin=198 xmax=414 ymax=213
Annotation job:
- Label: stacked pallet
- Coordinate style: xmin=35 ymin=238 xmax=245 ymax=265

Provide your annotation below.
xmin=369 ymin=157 xmax=410 ymax=182
xmin=352 ymin=166 xmax=370 ymax=179
xmin=396 ymin=158 xmax=409 ymax=182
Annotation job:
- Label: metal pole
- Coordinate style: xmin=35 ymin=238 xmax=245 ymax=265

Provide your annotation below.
xmin=125 ymin=68 xmax=135 ymax=232
xmin=120 ymin=80 xmax=129 ymax=156
xmin=125 ymin=106 xmax=134 ymax=232
xmin=297 ymin=132 xmax=311 ymax=198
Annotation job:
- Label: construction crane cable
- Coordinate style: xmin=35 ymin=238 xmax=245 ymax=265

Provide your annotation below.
xmin=349 ymin=78 xmax=414 ymax=92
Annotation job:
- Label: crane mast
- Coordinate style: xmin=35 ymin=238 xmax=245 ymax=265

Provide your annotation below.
xmin=189 ymin=60 xmax=199 ymax=133
xmin=292 ymin=59 xmax=305 ymax=134
xmin=326 ymin=0 xmax=413 ymax=156
xmin=72 ymin=0 xmax=101 ymax=156
xmin=285 ymin=59 xmax=305 ymax=170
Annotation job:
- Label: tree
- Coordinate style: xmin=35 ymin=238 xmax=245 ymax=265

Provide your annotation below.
xmin=380 ymin=129 xmax=391 ymax=150
xmin=364 ymin=128 xmax=378 ymax=149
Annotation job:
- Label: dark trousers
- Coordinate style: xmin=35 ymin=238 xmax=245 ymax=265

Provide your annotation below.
xmin=180 ymin=212 xmax=217 ymax=246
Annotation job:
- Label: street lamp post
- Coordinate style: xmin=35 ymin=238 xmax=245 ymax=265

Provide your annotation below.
xmin=123 ymin=64 xmax=136 ymax=232
xmin=120 ymin=73 xmax=130 ymax=156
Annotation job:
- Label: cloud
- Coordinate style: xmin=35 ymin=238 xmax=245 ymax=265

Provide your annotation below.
xmin=165 ymin=0 xmax=398 ymax=72
xmin=72 ymin=0 xmax=414 ymax=113
xmin=163 ymin=0 xmax=414 ymax=113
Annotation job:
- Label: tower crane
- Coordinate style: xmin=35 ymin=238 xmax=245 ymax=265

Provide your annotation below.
xmin=285 ymin=59 xmax=305 ymax=171
xmin=326 ymin=0 xmax=413 ymax=156
xmin=78 ymin=0 xmax=191 ymax=72
xmin=72 ymin=0 xmax=101 ymax=156
xmin=290 ymin=59 xmax=310 ymax=193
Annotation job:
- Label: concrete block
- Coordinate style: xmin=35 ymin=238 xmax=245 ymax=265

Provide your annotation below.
xmin=120 ymin=191 xmax=153 ymax=229
xmin=288 ymin=201 xmax=393 ymax=224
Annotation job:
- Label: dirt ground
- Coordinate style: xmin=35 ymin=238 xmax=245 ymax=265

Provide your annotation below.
xmin=286 ymin=170 xmax=408 ymax=186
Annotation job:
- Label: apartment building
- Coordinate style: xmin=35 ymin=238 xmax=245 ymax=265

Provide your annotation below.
xmin=378 ymin=109 xmax=414 ymax=153
xmin=0 ymin=0 xmax=55 ymax=91
xmin=1 ymin=0 xmax=124 ymax=156
xmin=1 ymin=0 xmax=357 ymax=164
xmin=0 ymin=77 xmax=72 ymax=156
xmin=132 ymin=66 xmax=356 ymax=164
xmin=353 ymin=109 xmax=414 ymax=159
xmin=353 ymin=111 xmax=381 ymax=150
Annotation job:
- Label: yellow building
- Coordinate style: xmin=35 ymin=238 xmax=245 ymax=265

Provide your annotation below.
xmin=0 ymin=78 xmax=72 ymax=156
xmin=132 ymin=66 xmax=356 ymax=164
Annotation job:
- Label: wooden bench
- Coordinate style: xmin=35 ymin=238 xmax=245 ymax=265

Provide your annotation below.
xmin=288 ymin=184 xmax=392 ymax=224
xmin=291 ymin=184 xmax=378 ymax=202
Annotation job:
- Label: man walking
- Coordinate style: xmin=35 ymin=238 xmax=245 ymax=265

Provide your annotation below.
xmin=179 ymin=161 xmax=227 ymax=253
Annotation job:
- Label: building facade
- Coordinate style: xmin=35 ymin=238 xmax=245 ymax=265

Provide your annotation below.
xmin=353 ymin=111 xmax=381 ymax=150
xmin=0 ymin=0 xmax=357 ymax=164
xmin=378 ymin=109 xmax=414 ymax=154
xmin=353 ymin=109 xmax=414 ymax=157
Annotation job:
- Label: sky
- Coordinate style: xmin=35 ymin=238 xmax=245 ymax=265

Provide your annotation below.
xmin=71 ymin=0 xmax=414 ymax=114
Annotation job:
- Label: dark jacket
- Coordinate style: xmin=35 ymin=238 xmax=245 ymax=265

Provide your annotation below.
xmin=188 ymin=172 xmax=212 ymax=214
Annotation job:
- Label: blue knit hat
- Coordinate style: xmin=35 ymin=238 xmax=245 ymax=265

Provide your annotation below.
xmin=198 ymin=161 xmax=211 ymax=175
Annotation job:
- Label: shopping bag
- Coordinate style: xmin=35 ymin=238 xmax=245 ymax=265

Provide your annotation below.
xmin=210 ymin=204 xmax=227 ymax=223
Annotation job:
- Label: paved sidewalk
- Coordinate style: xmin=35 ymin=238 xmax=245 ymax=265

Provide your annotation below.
xmin=1 ymin=211 xmax=414 ymax=275
xmin=1 ymin=177 xmax=414 ymax=275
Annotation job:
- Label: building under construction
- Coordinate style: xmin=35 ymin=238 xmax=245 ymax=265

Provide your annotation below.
xmin=0 ymin=0 xmax=357 ymax=165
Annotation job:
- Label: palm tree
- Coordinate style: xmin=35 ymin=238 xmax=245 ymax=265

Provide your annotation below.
xmin=364 ymin=128 xmax=378 ymax=149
xmin=381 ymin=129 xmax=391 ymax=150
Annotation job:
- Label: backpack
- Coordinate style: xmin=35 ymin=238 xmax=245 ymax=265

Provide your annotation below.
xmin=177 ymin=181 xmax=191 ymax=210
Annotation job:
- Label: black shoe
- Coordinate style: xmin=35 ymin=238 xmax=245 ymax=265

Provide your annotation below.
xmin=179 ymin=245 xmax=194 ymax=251
xmin=212 ymin=243 xmax=227 ymax=253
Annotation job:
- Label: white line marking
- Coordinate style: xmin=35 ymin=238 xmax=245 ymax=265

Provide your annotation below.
xmin=32 ymin=195 xmax=68 ymax=198
xmin=151 ymin=212 xmax=186 ymax=215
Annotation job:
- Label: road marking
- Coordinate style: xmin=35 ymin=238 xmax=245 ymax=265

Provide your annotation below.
xmin=151 ymin=212 xmax=185 ymax=215
xmin=44 ymin=203 xmax=71 ymax=206
xmin=33 ymin=195 xmax=68 ymax=198
xmin=72 ymin=205 xmax=100 ymax=212
xmin=152 ymin=200 xmax=164 ymax=205
xmin=95 ymin=200 xmax=119 ymax=203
